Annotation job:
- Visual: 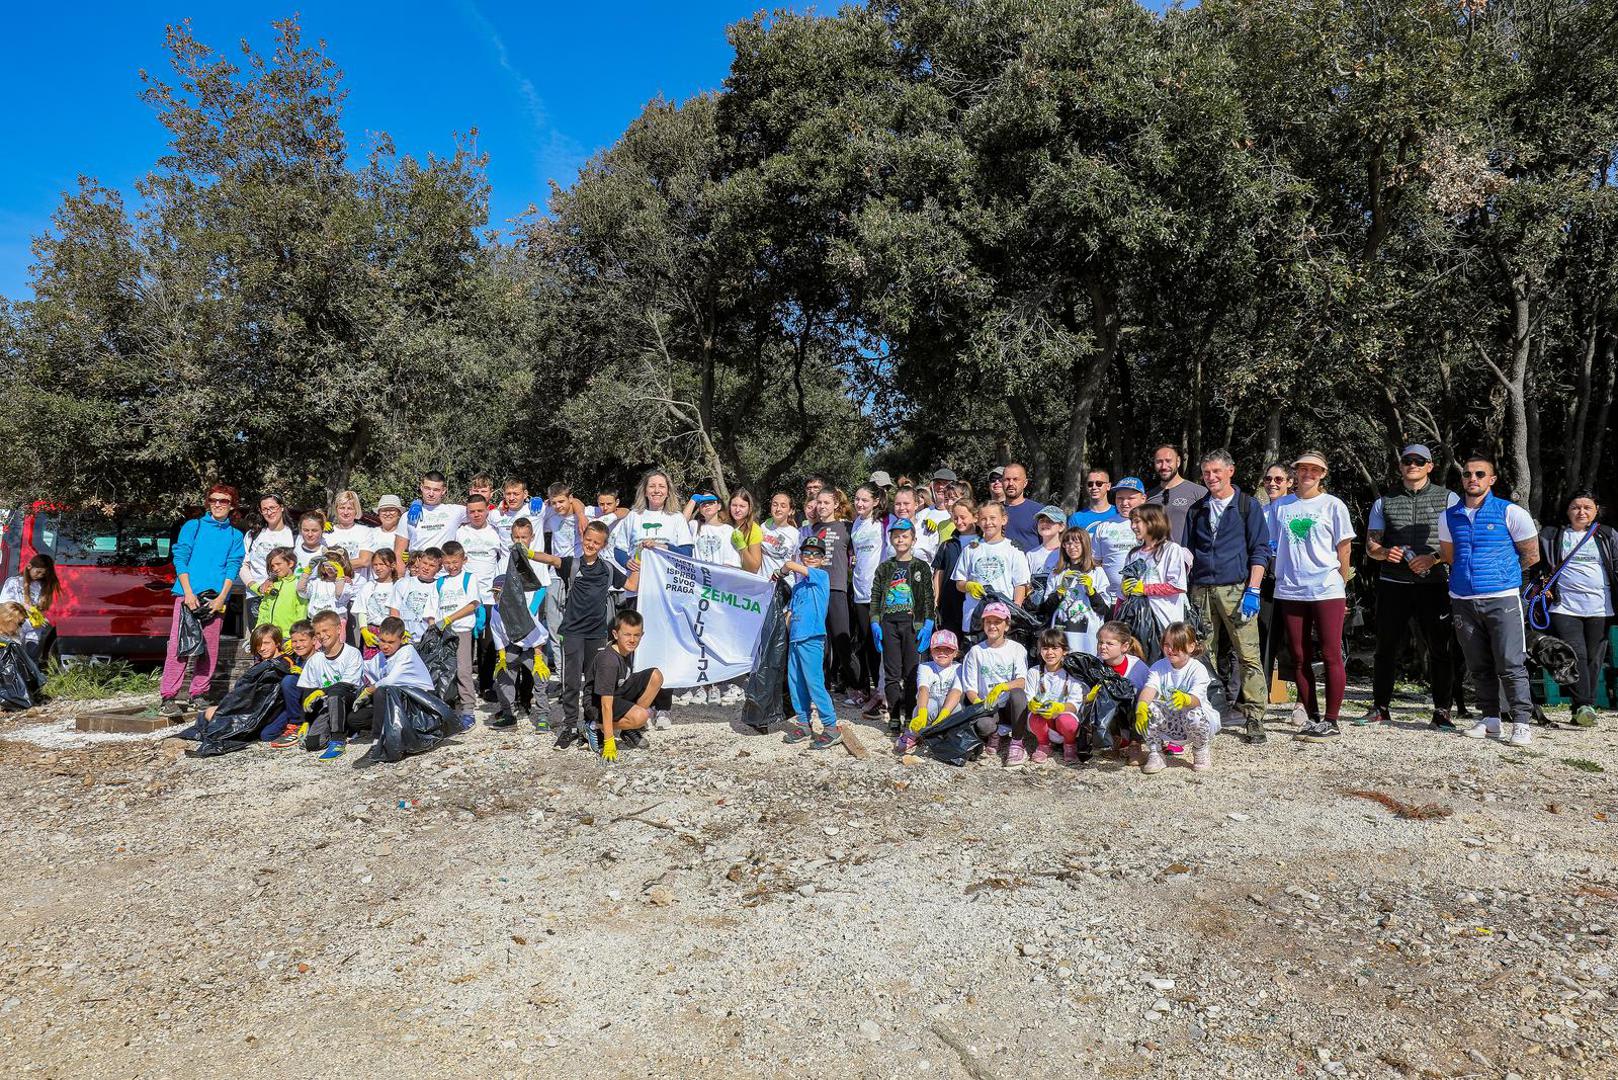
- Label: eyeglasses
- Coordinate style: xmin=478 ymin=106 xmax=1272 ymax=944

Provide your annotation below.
xmin=1400 ymin=456 xmax=1429 ymax=466
xmin=1463 ymin=470 xmax=1491 ymax=479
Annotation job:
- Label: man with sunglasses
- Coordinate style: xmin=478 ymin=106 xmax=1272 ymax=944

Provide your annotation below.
xmin=1066 ymin=469 xmax=1123 ymax=531
xmin=1364 ymin=445 xmax=1462 ymax=729
xmin=1438 ymin=454 xmax=1541 ymax=746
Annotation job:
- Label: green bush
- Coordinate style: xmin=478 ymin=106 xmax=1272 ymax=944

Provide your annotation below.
xmin=43 ymin=660 xmax=161 ymax=702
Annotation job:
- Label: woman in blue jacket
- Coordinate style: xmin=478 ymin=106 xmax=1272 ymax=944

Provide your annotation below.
xmin=160 ymin=484 xmax=246 ymax=715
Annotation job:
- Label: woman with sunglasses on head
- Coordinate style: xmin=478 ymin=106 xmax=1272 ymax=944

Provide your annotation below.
xmin=160 ymin=484 xmax=247 ymax=716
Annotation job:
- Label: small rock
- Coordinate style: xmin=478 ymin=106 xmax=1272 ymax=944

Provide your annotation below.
xmin=857 ymin=1020 xmax=882 ymax=1043
xmin=796 ymin=884 xmax=816 ymax=898
xmin=606 ymin=889 xmax=622 ymax=902
xmin=1145 ymin=977 xmax=1175 ymax=992
xmin=646 ymin=886 xmax=675 ymax=907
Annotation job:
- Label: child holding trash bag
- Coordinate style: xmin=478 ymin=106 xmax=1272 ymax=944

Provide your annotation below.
xmin=588 ymin=609 xmax=669 ymax=762
xmin=937 ymin=602 xmax=1030 ymax=767
xmin=0 ymin=602 xmax=45 ymax=710
xmin=354 ymin=617 xmax=453 ymax=764
xmin=194 ymin=626 xmax=284 ymax=727
xmin=894 ymin=629 xmax=962 ymax=755
xmin=1045 ymin=528 xmax=1113 ymax=656
xmin=1024 ymin=629 xmax=1090 ymax=766
xmin=1 ymin=554 xmax=61 ymax=663
xmin=179 ymin=625 xmax=290 ymax=757
xmin=294 ymin=610 xmax=365 ymax=760
xmin=777 ymin=535 xmax=843 ymax=751
xmin=487 ymin=518 xmax=554 ymax=731
xmin=1095 ymin=621 xmax=1151 ymax=759
xmin=1132 ymin=622 xmax=1217 ymax=775
xmin=1117 ymin=504 xmax=1190 ymax=659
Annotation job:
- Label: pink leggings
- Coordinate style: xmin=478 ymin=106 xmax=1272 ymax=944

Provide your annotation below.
xmin=160 ymin=597 xmax=225 ymax=700
xmin=1027 ymin=709 xmax=1079 ymax=748
xmin=1277 ymin=598 xmax=1347 ymax=722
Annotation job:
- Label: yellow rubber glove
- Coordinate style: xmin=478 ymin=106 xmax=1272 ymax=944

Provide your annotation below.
xmin=334 ymin=566 xmax=346 ymax=579
xmin=601 ymin=737 xmax=618 ymax=762
xmin=360 ymin=627 xmax=378 ymax=648
xmin=494 ymin=649 xmax=508 ymax=675
xmin=1121 ymin=578 xmax=1145 ymax=597
xmin=323 ymin=521 xmax=334 ymax=533
xmin=301 ymin=689 xmax=326 ymax=711
xmin=985 ymin=681 xmax=1009 ymax=708
xmin=1134 ymin=700 xmax=1150 ymax=735
xmin=25 ymin=607 xmax=46 ymax=628
xmin=1034 ymin=699 xmax=1064 ymax=719
xmin=1082 ymin=573 xmax=1097 ymax=596
xmin=730 ymin=529 xmax=748 ymax=552
xmin=1169 ymin=690 xmax=1194 ymax=711
xmin=964 ymin=581 xmax=987 ymax=600
xmin=923 ymin=518 xmax=937 ymax=534
xmin=908 ymin=706 xmax=931 ymax=733
xmin=1085 ymin=683 xmax=1102 ymax=704
xmin=438 ymin=616 xmax=454 ymax=631
xmin=531 ymin=653 xmax=552 ymax=682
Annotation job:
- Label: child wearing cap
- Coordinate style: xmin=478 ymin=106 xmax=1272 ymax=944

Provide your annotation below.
xmin=894 ymin=629 xmax=962 ymax=754
xmin=870 ymin=519 xmax=936 ymax=734
xmin=1024 ymin=505 xmax=1066 ymax=605
xmin=938 ymin=601 xmax=1030 ymax=766
xmin=1093 ymin=478 xmax=1147 ymax=594
xmin=777 ymin=537 xmax=842 ymax=750
xmin=687 ymin=491 xmax=743 ymax=569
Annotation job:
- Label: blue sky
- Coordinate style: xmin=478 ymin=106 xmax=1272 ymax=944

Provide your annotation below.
xmin=0 ymin=1 xmax=788 ymax=299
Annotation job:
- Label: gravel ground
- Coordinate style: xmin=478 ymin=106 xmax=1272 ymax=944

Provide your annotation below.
xmin=0 ymin=683 xmax=1614 ymax=1079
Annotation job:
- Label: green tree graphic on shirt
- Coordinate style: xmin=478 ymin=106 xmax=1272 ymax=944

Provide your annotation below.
xmin=1286 ymin=516 xmax=1319 ymax=543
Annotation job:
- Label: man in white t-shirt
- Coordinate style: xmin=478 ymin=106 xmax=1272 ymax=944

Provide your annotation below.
xmin=407 ymin=471 xmax=466 ymax=553
xmin=1438 ymin=454 xmax=1540 ymax=746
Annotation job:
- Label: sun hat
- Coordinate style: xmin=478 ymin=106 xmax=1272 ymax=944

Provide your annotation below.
xmin=1293 ymin=452 xmax=1329 ymax=471
xmin=375 ymin=494 xmax=404 ymax=511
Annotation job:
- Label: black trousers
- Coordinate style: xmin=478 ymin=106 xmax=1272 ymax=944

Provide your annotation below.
xmin=1373 ymin=579 xmax=1459 ymax=710
xmin=1550 ymin=612 xmax=1609 ymax=709
xmin=301 ymin=683 xmax=360 ymax=750
xmin=852 ymin=600 xmax=878 ymax=694
xmin=825 ymin=589 xmax=858 ymax=691
xmin=879 ymin=613 xmax=918 ymax=722
xmin=586 ymin=666 xmax=672 ymax=724
xmin=563 ymin=635 xmax=608 ymax=731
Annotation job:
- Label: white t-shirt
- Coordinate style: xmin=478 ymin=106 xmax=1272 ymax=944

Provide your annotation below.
xmin=960 ymin=639 xmax=1029 ymax=700
xmin=409 ymin=502 xmax=466 ymax=553
xmin=1207 ymin=494 xmax=1236 ymax=536
xmin=1026 ymin=666 xmax=1087 ymax=711
xmin=390 ymin=575 xmax=443 ymax=638
xmin=297 ymin=643 xmax=364 ymax=690
xmin=916 ymin=659 xmax=960 ymax=707
xmin=325 ymin=524 xmax=376 ymax=567
xmin=1024 ymin=545 xmax=1060 ymax=586
xmin=851 ymin=517 xmax=884 ymax=604
xmin=351 ymin=579 xmax=397 ymax=635
xmin=1123 ymin=541 xmax=1192 ymax=627
xmin=912 ymin=510 xmax=948 ymax=564
xmin=363 ymin=643 xmax=434 ymax=691
xmin=455 ymin=523 xmax=506 ymax=593
xmin=617 ymin=509 xmax=694 ymax=557
xmin=1550 ymin=529 xmax=1612 ymax=617
xmin=760 ymin=522 xmax=801 ymax=582
xmin=693 ymin=522 xmax=743 ymax=568
xmin=1271 ymin=494 xmax=1356 ymax=601
xmin=241 ymin=525 xmax=294 ymax=586
xmin=1091 ymin=517 xmax=1137 ymax=593
xmin=541 ymin=504 xmax=584 ymax=558
xmin=1048 ymin=567 xmax=1113 ymax=655
xmin=0 ymin=577 xmax=48 ymax=646
xmin=434 ymin=570 xmax=490 ymax=634
xmin=1146 ymin=656 xmax=1217 ymax=729
xmin=951 ymin=537 xmax=1032 ymax=626
xmin=293 ymin=541 xmax=326 ymax=572
xmin=1437 ymin=500 xmax=1538 ymax=600
xmin=299 ymin=571 xmax=350 ymax=617
xmin=371 ymin=524 xmax=406 ymax=558
xmin=490 ymin=502 xmax=534 ymax=547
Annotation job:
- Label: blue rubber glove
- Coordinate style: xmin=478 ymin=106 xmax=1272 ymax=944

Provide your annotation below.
xmin=916 ymin=619 xmax=934 ymax=651
xmin=871 ymin=622 xmax=884 ymax=653
xmin=407 ymin=498 xmax=423 ymax=526
xmin=529 ymin=495 xmax=546 ymax=515
xmin=1240 ymin=587 xmax=1261 ymax=620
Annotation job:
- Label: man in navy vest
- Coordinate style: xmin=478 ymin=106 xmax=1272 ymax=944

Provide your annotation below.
xmin=1438 ymin=454 xmax=1540 ymax=746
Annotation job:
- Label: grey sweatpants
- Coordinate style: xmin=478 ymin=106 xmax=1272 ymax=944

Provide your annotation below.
xmin=1451 ymin=595 xmax=1533 ymax=724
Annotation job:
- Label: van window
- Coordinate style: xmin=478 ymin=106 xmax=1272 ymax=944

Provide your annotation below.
xmin=36 ymin=513 xmax=174 ymax=568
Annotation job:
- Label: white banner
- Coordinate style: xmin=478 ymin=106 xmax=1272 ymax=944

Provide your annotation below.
xmin=633 ymin=548 xmax=775 ymax=689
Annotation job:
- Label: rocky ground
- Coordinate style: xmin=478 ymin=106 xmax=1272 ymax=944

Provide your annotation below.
xmin=0 ymin=682 xmax=1614 ymax=1080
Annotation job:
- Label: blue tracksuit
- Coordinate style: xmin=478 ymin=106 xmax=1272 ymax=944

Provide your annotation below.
xmin=788 ymin=567 xmax=837 ymax=728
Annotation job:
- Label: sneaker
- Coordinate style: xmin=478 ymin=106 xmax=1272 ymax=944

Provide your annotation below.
xmin=582 ymin=723 xmax=601 ymax=755
xmin=1572 ymin=705 xmax=1598 ymax=728
xmin=1245 ymin=717 xmax=1267 ymax=744
xmin=1141 ymin=750 xmax=1167 ymax=775
xmin=1508 ymin=722 xmax=1532 ymax=747
xmin=844 ymin=692 xmax=866 ymax=707
xmin=886 ymin=717 xmax=901 ymax=734
xmin=457 ymin=714 xmax=475 ymax=734
xmin=722 ymin=684 xmax=746 ymax=707
xmin=985 ymin=731 xmax=1003 ymax=758
xmin=672 ymin=691 xmax=696 ymax=708
xmin=1430 ymin=709 xmax=1457 ymax=731
xmin=1192 ymin=745 xmax=1211 ymax=771
xmin=810 ymin=726 xmax=842 ymax=751
xmin=1004 ymin=741 xmax=1028 ymax=767
xmin=862 ymin=696 xmax=886 ymax=719
xmin=1463 ymin=717 xmax=1502 ymax=740
xmin=654 ymin=709 xmax=672 ymax=731
xmin=173 ymin=695 xmax=193 ymax=715
xmin=317 ymin=740 xmax=346 ymax=761
xmin=269 ymin=724 xmax=302 ymax=750
xmin=488 ymin=712 xmax=517 ymax=729
xmin=532 ymin=715 xmax=551 ymax=733
xmin=1062 ymin=741 xmax=1078 ymax=765
xmin=1293 ymin=720 xmax=1340 ymax=743
xmin=1356 ymin=706 xmax=1391 ymax=727
xmin=553 ymin=727 xmax=580 ymax=750
xmin=1165 ymin=743 xmax=1185 ymax=756
xmin=781 ymin=717 xmax=812 ymax=745
xmin=159 ymin=697 xmax=183 ymax=718
xmin=1026 ymin=743 xmax=1047 ymax=766
xmin=894 ymin=732 xmax=917 ymax=755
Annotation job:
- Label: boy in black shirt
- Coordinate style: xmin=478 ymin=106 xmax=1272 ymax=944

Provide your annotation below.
xmin=533 ymin=520 xmax=633 ymax=749
xmin=589 ymin=609 xmax=670 ymax=761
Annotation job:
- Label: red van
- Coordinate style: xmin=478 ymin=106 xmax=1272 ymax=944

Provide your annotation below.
xmin=0 ymin=505 xmax=183 ymax=661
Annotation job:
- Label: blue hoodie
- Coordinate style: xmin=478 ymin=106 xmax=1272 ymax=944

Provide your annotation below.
xmin=172 ymin=514 xmax=246 ymax=597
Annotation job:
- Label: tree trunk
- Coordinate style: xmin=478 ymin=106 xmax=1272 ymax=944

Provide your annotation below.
xmin=1263 ymin=406 xmax=1281 ymax=469
xmin=1061 ymin=278 xmax=1121 ymax=503
xmin=1584 ymin=332 xmax=1616 ymax=491
xmin=1568 ymin=314 xmax=1598 ymax=486
xmin=1489 ymin=258 xmax=1535 ymax=512
xmin=1009 ymin=406 xmax=1051 ymax=502
xmin=330 ymin=417 xmax=370 ymax=504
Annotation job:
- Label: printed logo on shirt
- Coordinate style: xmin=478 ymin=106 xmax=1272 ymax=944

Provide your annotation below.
xmin=1285 ymin=515 xmax=1320 ymax=542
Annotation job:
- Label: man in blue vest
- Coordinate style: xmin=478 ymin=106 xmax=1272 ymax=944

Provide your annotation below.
xmin=1438 ymin=454 xmax=1540 ymax=746
xmin=1363 ymin=444 xmax=1461 ymax=729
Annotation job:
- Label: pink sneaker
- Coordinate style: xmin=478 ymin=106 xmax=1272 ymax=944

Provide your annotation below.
xmin=1062 ymin=741 xmax=1079 ymax=765
xmin=1030 ymin=743 xmax=1050 ymax=765
xmin=985 ymin=731 xmax=1003 ymax=757
xmin=1165 ymin=743 xmax=1186 ymax=756
xmin=894 ymin=731 xmax=917 ymax=755
xmin=1004 ymin=741 xmax=1028 ymax=768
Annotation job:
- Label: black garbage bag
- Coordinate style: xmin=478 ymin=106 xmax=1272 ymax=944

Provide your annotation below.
xmin=0 ymin=641 xmax=44 ymax=711
xmin=302 ymin=683 xmax=361 ymax=752
xmin=415 ymin=627 xmax=461 ymax=710
xmin=1060 ymin=651 xmax=1138 ymax=756
xmin=178 ymin=657 xmax=291 ymax=756
xmin=742 ymin=586 xmax=789 ymax=732
xmin=1113 ymin=594 xmax=1161 ymax=662
xmin=1526 ymin=629 xmax=1579 ymax=726
xmin=371 ymin=684 xmax=456 ymax=762
xmin=497 ymin=547 xmax=544 ymax=645
xmin=914 ymin=702 xmax=989 ymax=767
xmin=967 ymin=588 xmax=1044 ymax=644
xmin=174 ymin=590 xmax=220 ymax=660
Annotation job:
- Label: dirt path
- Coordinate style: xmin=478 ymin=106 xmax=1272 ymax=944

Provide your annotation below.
xmin=0 ymin=688 xmax=1614 ymax=1079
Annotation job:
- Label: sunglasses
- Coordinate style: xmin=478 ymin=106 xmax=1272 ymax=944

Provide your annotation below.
xmin=1085 ymin=480 xmax=1108 ymax=487
xmin=1400 ymin=456 xmax=1429 ymax=466
xmin=1262 ymin=476 xmax=1286 ymax=484
xmin=1464 ymin=470 xmax=1491 ymax=479
xmin=207 ymin=497 xmax=233 ymax=506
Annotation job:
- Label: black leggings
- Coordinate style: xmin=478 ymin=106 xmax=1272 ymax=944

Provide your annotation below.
xmin=851 ymin=600 xmax=877 ymax=694
xmin=1550 ymin=613 xmax=1609 ymax=709
xmin=825 ymin=589 xmax=859 ymax=691
xmin=879 ymin=613 xmax=918 ymax=722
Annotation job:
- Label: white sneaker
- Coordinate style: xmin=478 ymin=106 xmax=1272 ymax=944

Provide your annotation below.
xmin=1192 ymin=745 xmax=1211 ymax=771
xmin=1463 ymin=717 xmax=1502 ymax=740
xmin=1141 ymin=751 xmax=1167 ymax=775
xmin=722 ymin=684 xmax=745 ymax=706
xmin=672 ymin=690 xmax=695 ymax=708
xmin=654 ymin=709 xmax=672 ymax=730
xmin=1508 ymin=722 xmax=1532 ymax=747
xmin=1290 ymin=703 xmax=1307 ymax=725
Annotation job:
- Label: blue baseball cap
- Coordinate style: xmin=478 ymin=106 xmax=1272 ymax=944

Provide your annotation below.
xmin=1036 ymin=504 xmax=1066 ymax=524
xmin=888 ymin=518 xmax=914 ymax=532
xmin=1115 ymin=476 xmax=1146 ymax=494
xmin=692 ymin=493 xmax=719 ymax=504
